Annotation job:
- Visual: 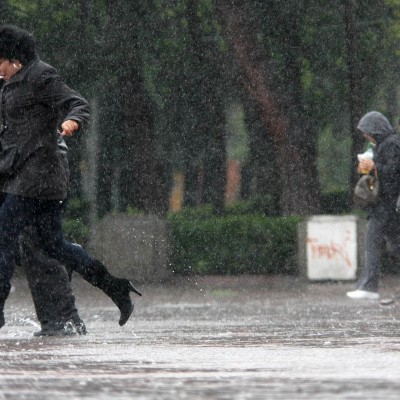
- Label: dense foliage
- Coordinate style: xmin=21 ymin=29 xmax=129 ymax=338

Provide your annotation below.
xmin=2 ymin=0 xmax=400 ymax=218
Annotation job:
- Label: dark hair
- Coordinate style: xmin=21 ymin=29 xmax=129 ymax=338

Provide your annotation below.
xmin=0 ymin=25 xmax=36 ymax=64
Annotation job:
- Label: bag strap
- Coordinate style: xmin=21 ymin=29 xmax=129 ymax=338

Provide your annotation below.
xmin=368 ymin=165 xmax=377 ymax=179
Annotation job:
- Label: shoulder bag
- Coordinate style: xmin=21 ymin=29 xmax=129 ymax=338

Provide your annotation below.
xmin=353 ymin=170 xmax=379 ymax=209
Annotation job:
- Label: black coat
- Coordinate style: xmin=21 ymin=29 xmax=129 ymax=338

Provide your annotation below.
xmin=0 ymin=57 xmax=90 ymax=200
xmin=374 ymin=133 xmax=400 ymax=205
xmin=357 ymin=112 xmax=400 ymax=231
xmin=369 ymin=133 xmax=400 ymax=233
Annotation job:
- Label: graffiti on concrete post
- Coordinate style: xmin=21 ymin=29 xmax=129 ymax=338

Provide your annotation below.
xmin=306 ymin=216 xmax=358 ymax=280
xmin=307 ymin=229 xmax=353 ymax=269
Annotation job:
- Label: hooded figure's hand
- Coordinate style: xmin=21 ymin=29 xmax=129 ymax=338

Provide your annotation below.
xmin=357 ymin=159 xmax=375 ymax=174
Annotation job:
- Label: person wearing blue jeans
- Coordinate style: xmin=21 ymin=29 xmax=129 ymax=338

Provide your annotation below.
xmin=347 ymin=111 xmax=400 ymax=300
xmin=0 ymin=25 xmax=141 ymax=330
xmin=352 ymin=204 xmax=400 ymax=295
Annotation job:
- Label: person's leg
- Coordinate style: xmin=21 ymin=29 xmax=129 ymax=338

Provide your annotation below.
xmin=383 ymin=212 xmax=400 ymax=259
xmin=19 ymin=227 xmax=86 ymax=336
xmin=0 ymin=192 xmax=86 ymax=334
xmin=33 ymin=200 xmax=141 ymax=326
xmin=0 ymin=195 xmax=39 ymax=328
xmin=356 ymin=215 xmax=386 ymax=292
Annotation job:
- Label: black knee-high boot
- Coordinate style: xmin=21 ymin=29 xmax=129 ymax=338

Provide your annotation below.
xmin=90 ymin=260 xmax=142 ymax=326
xmin=0 ymin=283 xmax=11 ymax=329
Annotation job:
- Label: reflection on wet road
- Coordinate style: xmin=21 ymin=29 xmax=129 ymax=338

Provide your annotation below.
xmin=1 ymin=274 xmax=400 ymax=399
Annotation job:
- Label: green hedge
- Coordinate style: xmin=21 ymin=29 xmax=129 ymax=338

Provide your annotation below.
xmin=62 ymin=218 xmax=90 ymax=245
xmin=62 ymin=197 xmax=90 ymax=245
xmin=168 ymin=212 xmax=303 ymax=275
xmin=60 ymin=193 xmax=357 ymax=276
xmin=60 ymin=195 xmax=302 ymax=276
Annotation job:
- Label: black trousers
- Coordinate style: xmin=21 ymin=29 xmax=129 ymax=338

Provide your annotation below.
xmin=18 ymin=227 xmax=83 ymax=328
xmin=0 ymin=194 xmax=94 ymax=289
xmin=0 ymin=192 xmax=83 ymax=327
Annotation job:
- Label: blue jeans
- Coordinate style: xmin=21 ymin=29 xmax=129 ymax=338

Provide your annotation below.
xmin=357 ymin=205 xmax=400 ymax=291
xmin=0 ymin=194 xmax=94 ymax=290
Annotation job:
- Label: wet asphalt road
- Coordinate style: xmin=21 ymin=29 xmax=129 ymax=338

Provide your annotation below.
xmin=1 ymin=274 xmax=400 ymax=399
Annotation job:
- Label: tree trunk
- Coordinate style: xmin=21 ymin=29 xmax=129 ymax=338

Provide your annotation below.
xmin=119 ymin=73 xmax=167 ymax=215
xmin=99 ymin=0 xmax=168 ymax=215
xmin=217 ymin=1 xmax=320 ymax=215
xmin=343 ymin=0 xmax=364 ymax=190
xmin=242 ymin=99 xmax=281 ymax=214
xmin=184 ymin=0 xmax=227 ymax=213
xmin=202 ymin=104 xmax=227 ymax=214
xmin=96 ymin=84 xmax=123 ymax=217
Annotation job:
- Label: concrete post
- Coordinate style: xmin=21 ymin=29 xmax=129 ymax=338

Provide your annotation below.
xmin=88 ymin=214 xmax=171 ymax=283
xmin=297 ymin=215 xmax=367 ymax=281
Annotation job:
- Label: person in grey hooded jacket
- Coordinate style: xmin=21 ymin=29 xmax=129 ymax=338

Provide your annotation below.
xmin=347 ymin=111 xmax=400 ymax=299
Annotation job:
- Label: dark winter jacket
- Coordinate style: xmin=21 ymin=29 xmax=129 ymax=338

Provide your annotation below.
xmin=357 ymin=111 xmax=400 ymax=208
xmin=0 ymin=56 xmax=90 ymax=200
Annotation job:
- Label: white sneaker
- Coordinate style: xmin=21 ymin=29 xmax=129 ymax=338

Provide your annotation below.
xmin=346 ymin=289 xmax=379 ymax=300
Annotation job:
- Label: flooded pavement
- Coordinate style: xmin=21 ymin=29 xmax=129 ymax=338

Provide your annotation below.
xmin=1 ymin=274 xmax=400 ymax=399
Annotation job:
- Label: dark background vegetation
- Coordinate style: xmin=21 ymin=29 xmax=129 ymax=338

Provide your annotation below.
xmin=1 ymin=0 xmax=400 ymax=274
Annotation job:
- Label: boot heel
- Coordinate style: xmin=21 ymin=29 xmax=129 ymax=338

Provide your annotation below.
xmin=90 ymin=260 xmax=141 ymax=326
xmin=129 ymin=281 xmax=142 ymax=297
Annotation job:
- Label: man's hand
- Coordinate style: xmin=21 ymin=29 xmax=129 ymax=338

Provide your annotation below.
xmin=61 ymin=120 xmax=79 ymax=137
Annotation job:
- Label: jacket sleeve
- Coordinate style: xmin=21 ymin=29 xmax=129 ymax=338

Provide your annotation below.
xmin=378 ymin=139 xmax=400 ymax=198
xmin=33 ymin=68 xmax=90 ymax=130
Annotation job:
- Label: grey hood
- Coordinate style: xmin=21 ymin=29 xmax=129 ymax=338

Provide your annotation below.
xmin=357 ymin=111 xmax=393 ymax=143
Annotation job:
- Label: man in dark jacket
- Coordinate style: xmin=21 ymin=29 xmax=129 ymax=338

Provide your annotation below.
xmin=0 ymin=25 xmax=141 ymax=331
xmin=0 ymin=77 xmax=85 ymax=336
xmin=347 ymin=111 xmax=400 ymax=299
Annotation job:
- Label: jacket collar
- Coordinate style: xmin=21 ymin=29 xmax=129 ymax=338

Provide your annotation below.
xmin=4 ymin=56 xmax=39 ymax=86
